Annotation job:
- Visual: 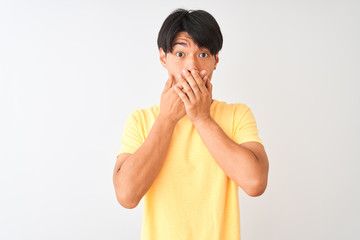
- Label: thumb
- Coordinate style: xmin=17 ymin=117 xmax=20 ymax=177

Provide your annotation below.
xmin=169 ymin=75 xmax=175 ymax=87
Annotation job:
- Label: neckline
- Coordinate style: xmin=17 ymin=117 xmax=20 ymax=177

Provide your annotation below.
xmin=155 ymin=98 xmax=218 ymax=116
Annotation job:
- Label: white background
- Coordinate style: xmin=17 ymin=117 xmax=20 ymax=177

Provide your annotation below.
xmin=1 ymin=0 xmax=359 ymax=239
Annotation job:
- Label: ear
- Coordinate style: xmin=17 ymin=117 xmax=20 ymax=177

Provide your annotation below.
xmin=159 ymin=48 xmax=167 ymax=68
xmin=214 ymin=53 xmax=219 ymax=70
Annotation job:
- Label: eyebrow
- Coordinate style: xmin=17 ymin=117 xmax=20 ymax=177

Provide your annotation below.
xmin=172 ymin=42 xmax=210 ymax=52
xmin=172 ymin=41 xmax=188 ymax=47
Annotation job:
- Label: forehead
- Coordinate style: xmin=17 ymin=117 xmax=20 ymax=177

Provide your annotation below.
xmin=172 ymin=32 xmax=197 ymax=47
xmin=172 ymin=32 xmax=210 ymax=53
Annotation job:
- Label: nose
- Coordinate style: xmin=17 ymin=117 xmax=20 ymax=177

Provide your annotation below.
xmin=185 ymin=55 xmax=199 ymax=72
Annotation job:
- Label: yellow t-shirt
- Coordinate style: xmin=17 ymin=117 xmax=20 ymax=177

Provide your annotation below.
xmin=116 ymin=99 xmax=263 ymax=240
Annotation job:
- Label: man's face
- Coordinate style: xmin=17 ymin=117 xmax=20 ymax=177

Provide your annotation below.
xmin=159 ymin=31 xmax=219 ymax=85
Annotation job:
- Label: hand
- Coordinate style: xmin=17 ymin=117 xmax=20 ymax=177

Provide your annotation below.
xmin=158 ymin=75 xmax=186 ymax=124
xmin=173 ymin=69 xmax=213 ymax=125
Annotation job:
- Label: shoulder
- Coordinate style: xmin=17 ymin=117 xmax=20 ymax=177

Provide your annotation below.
xmin=212 ymin=99 xmax=250 ymax=116
xmin=126 ymin=103 xmax=160 ymax=126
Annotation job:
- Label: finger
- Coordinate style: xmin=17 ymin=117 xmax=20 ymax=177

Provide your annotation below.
xmin=162 ymin=75 xmax=173 ymax=93
xmin=190 ymin=69 xmax=207 ymax=94
xmin=205 ymin=76 xmax=210 ymax=89
xmin=174 ymin=85 xmax=190 ymax=106
xmin=204 ymin=76 xmax=210 ymax=90
xmin=173 ymin=81 xmax=189 ymax=97
xmin=178 ymin=74 xmax=196 ymax=102
xmin=200 ymin=70 xmax=207 ymax=79
xmin=170 ymin=75 xmax=175 ymax=87
xmin=182 ymin=69 xmax=201 ymax=96
xmin=174 ymin=83 xmax=186 ymax=93
xmin=206 ymin=77 xmax=213 ymax=98
xmin=174 ymin=86 xmax=187 ymax=96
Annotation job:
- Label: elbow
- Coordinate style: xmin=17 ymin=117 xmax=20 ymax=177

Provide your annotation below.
xmin=116 ymin=191 xmax=140 ymax=209
xmin=119 ymin=200 xmax=139 ymax=209
xmin=246 ymin=187 xmax=266 ymax=197
xmin=113 ymin=176 xmax=140 ymax=209
xmin=244 ymin=179 xmax=268 ymax=197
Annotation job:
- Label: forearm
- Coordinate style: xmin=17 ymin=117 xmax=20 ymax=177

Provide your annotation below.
xmin=116 ymin=115 xmax=176 ymax=207
xmin=193 ymin=117 xmax=267 ymax=194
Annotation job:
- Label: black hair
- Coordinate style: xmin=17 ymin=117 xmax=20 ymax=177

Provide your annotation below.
xmin=157 ymin=8 xmax=223 ymax=56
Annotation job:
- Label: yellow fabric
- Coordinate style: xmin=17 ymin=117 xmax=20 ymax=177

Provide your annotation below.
xmin=117 ymin=99 xmax=263 ymax=240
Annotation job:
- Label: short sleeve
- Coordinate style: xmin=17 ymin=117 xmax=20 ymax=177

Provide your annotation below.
xmin=233 ymin=105 xmax=263 ymax=146
xmin=116 ymin=110 xmax=144 ymax=158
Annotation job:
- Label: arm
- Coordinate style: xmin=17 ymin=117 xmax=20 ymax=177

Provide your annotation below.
xmin=113 ymin=76 xmax=185 ymax=209
xmin=174 ymin=69 xmax=269 ymax=197
xmin=113 ymin=115 xmax=176 ymax=209
xmin=193 ymin=118 xmax=269 ymax=197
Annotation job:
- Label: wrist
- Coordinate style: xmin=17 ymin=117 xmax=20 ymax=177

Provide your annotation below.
xmin=192 ymin=115 xmax=213 ymax=129
xmin=157 ymin=113 xmax=178 ymax=128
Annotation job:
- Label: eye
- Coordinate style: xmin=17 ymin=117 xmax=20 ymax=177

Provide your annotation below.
xmin=199 ymin=52 xmax=208 ymax=58
xmin=176 ymin=52 xmax=184 ymax=57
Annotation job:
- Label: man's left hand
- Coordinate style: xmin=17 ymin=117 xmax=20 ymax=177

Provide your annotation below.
xmin=174 ymin=69 xmax=213 ymax=125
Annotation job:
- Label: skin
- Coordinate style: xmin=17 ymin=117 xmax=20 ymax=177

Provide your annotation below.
xmin=159 ymin=32 xmax=219 ymax=85
xmin=158 ymin=31 xmax=219 ymax=122
xmin=113 ymin=31 xmax=269 ymax=209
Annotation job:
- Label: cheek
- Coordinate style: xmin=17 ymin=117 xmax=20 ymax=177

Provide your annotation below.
xmin=168 ymin=62 xmax=182 ymax=75
xmin=204 ymin=65 xmax=214 ymax=75
xmin=206 ymin=69 xmax=215 ymax=81
xmin=201 ymin=62 xmax=215 ymax=74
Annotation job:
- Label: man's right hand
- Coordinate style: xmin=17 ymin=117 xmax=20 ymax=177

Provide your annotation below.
xmin=158 ymin=75 xmax=186 ymax=124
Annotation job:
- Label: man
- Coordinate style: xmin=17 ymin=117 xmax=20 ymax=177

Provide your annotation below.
xmin=113 ymin=8 xmax=269 ymax=240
